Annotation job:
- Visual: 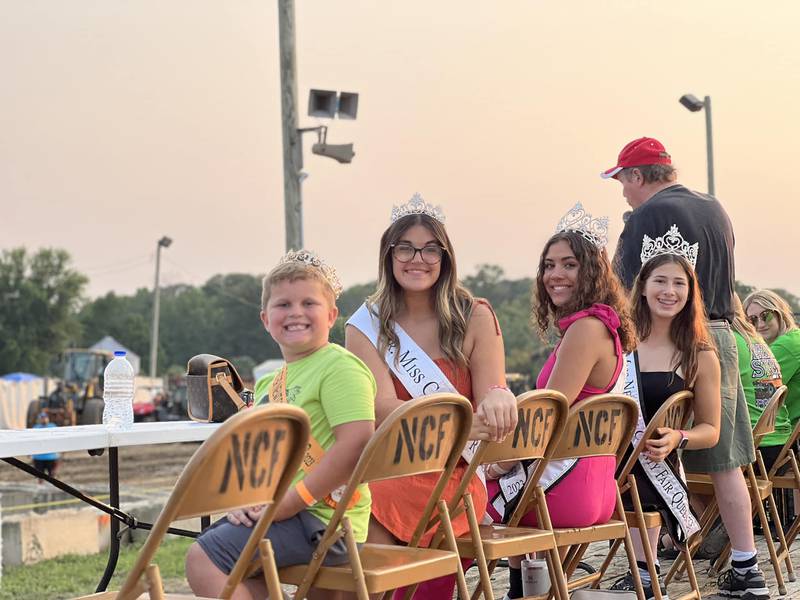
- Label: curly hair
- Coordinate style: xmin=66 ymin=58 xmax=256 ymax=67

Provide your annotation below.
xmin=368 ymin=214 xmax=474 ymax=369
xmin=533 ymin=231 xmax=635 ymax=352
xmin=631 ymin=254 xmax=713 ymax=386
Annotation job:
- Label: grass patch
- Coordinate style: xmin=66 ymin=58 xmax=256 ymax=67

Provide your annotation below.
xmin=0 ymin=536 xmax=193 ymax=600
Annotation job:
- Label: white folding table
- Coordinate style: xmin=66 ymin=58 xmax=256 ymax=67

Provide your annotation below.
xmin=0 ymin=421 xmax=220 ymax=591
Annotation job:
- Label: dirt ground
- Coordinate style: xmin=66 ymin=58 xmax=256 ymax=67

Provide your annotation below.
xmin=0 ymin=441 xmax=202 ymax=490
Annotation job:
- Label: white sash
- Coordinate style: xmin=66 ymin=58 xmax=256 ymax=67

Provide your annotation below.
xmin=623 ymin=352 xmax=700 ymax=543
xmin=347 ymin=304 xmax=484 ymax=481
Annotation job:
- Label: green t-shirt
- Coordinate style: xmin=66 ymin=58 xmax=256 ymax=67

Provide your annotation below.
xmin=734 ymin=331 xmax=789 ymax=447
xmin=770 ymin=329 xmax=800 ymax=426
xmin=254 ymin=343 xmax=376 ymax=542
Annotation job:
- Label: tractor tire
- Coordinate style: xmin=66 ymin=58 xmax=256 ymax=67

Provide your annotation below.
xmin=80 ymin=398 xmax=105 ymax=425
xmin=26 ymin=399 xmax=42 ymax=428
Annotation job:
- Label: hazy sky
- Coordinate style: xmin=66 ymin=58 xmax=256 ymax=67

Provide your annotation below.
xmin=2 ymin=1 xmax=799 ymax=301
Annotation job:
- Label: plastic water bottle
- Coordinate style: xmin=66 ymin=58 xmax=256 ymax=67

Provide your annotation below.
xmin=102 ymin=351 xmax=135 ymax=430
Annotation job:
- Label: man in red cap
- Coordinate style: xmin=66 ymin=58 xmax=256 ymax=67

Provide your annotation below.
xmin=602 ymin=137 xmax=768 ymax=600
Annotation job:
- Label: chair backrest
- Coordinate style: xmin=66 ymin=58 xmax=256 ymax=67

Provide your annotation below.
xmin=752 ymin=385 xmax=789 ymax=448
xmin=550 ymin=393 xmax=639 ymax=463
xmin=616 ymin=390 xmax=693 ymax=484
xmin=316 ymin=393 xmax=473 ymax=550
xmin=117 ymin=404 xmax=309 ymax=599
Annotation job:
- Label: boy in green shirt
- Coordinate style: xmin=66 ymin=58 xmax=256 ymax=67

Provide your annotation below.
xmin=186 ymin=250 xmax=376 ymax=598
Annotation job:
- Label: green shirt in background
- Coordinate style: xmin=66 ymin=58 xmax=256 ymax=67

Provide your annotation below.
xmin=254 ymin=343 xmax=376 ymax=542
xmin=734 ymin=331 xmax=789 ymax=447
xmin=771 ymin=329 xmax=800 ymax=426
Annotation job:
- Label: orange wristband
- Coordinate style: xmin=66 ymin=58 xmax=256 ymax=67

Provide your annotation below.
xmin=296 ymin=480 xmax=316 ymax=506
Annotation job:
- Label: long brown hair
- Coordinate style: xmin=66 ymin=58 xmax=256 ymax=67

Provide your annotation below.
xmin=533 ymin=231 xmax=636 ymax=352
xmin=368 ymin=214 xmax=474 ymax=368
xmin=631 ymin=254 xmax=713 ymax=386
xmin=731 ymin=293 xmax=762 ymax=348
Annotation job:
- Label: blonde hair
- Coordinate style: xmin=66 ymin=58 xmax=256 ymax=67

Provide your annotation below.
xmin=368 ymin=214 xmax=474 ymax=369
xmin=742 ymin=289 xmax=798 ymax=338
xmin=261 ymin=261 xmax=336 ymax=310
xmin=731 ymin=294 xmax=762 ymax=347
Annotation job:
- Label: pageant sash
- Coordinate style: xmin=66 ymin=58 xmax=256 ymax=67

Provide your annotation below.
xmin=623 ymin=352 xmax=700 ymax=543
xmin=347 ymin=303 xmax=484 ymax=479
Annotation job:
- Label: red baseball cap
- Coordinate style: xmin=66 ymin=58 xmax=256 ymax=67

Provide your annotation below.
xmin=601 ymin=137 xmax=672 ymax=179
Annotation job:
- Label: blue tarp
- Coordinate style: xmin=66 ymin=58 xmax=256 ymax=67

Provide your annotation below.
xmin=0 ymin=372 xmax=40 ymax=382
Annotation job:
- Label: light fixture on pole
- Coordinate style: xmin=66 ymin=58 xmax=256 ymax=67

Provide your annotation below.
xmin=679 ymin=93 xmax=715 ymax=196
xmin=149 ymin=236 xmax=172 ymax=378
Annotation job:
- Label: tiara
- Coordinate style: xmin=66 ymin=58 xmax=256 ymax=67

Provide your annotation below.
xmin=640 ymin=224 xmax=699 ymax=268
xmin=390 ymin=193 xmax=446 ymax=224
xmin=555 ymin=202 xmax=609 ymax=248
xmin=279 ymin=249 xmax=343 ymax=298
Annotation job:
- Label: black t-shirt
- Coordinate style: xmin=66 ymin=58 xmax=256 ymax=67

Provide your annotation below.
xmin=613 ymin=184 xmax=735 ymax=322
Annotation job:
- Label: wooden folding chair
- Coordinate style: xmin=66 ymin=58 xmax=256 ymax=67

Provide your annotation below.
xmin=278 ymin=392 xmax=474 ymax=600
xmin=438 ymin=389 xmax=571 ymax=600
xmin=768 ymin=400 xmax=800 ymax=554
xmin=595 ymin=390 xmax=701 ymax=600
xmin=75 ymin=404 xmax=310 ymax=600
xmin=543 ymin=393 xmax=644 ymax=598
xmin=667 ymin=385 xmax=793 ymax=595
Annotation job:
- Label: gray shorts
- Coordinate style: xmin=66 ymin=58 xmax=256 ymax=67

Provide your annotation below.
xmin=682 ymin=322 xmax=756 ymax=473
xmin=196 ymin=509 xmax=350 ymax=575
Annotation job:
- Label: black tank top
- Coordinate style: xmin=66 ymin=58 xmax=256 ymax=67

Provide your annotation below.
xmin=639 ymin=371 xmax=686 ymax=422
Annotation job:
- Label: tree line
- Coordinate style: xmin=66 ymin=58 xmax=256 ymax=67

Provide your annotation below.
xmin=1 ymin=247 xmax=799 ymax=380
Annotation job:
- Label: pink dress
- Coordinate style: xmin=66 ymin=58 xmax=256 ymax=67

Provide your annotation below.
xmin=486 ymin=303 xmax=624 ymax=528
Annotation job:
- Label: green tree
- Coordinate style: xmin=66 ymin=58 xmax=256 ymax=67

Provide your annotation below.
xmin=0 ymin=248 xmax=87 ymax=374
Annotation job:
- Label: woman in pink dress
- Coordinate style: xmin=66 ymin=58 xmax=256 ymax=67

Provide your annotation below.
xmin=485 ymin=212 xmax=636 ymax=600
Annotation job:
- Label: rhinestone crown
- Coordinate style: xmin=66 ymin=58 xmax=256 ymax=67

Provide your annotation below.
xmin=555 ymin=202 xmax=609 ymax=248
xmin=279 ymin=249 xmax=343 ymax=299
xmin=640 ymin=224 xmax=699 ymax=268
xmin=390 ymin=193 xmax=446 ymax=224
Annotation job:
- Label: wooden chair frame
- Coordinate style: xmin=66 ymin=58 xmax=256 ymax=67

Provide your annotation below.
xmin=277 ymin=393 xmax=474 ymax=600
xmin=437 ymin=389 xmax=571 ymax=600
xmin=523 ymin=393 xmax=644 ymax=599
xmin=667 ymin=385 xmax=793 ymax=596
xmin=596 ymin=390 xmax=701 ymax=600
xmin=766 ymin=399 xmax=800 ymax=556
xmin=76 ymin=404 xmax=310 ymax=600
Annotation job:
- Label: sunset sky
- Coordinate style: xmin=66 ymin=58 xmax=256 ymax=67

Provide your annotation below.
xmin=2 ymin=1 xmax=799 ymax=300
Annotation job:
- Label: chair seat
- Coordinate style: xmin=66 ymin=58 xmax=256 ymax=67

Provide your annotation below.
xmin=771 ymin=475 xmax=799 ymax=490
xmin=625 ymin=510 xmax=662 ymax=529
xmin=279 ymin=543 xmax=459 ymax=592
xmin=552 ymin=520 xmax=627 ymax=547
xmin=455 ymin=524 xmax=556 ymax=560
xmin=75 ymin=593 xmax=212 ymax=599
xmin=687 ymin=473 xmax=771 ymax=499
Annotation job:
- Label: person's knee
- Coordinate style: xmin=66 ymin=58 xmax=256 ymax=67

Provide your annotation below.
xmin=186 ymin=542 xmax=223 ymax=595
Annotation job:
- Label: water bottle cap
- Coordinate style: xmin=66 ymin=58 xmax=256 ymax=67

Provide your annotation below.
xmin=114 ymin=351 xmax=126 ymax=357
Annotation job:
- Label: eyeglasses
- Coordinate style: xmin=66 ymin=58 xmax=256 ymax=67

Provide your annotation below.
xmin=390 ymin=243 xmax=445 ymax=265
xmin=748 ymin=309 xmax=775 ymax=327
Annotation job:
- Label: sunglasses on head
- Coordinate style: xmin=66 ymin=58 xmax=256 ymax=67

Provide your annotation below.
xmin=748 ymin=309 xmax=775 ymax=327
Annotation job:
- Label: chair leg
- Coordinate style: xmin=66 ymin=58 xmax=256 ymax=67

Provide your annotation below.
xmin=616 ymin=490 xmax=646 ymax=600
xmin=437 ymin=499 xmax=471 ymax=600
xmin=341 ymin=520 xmax=370 ymax=600
xmin=259 ymin=539 xmax=285 ymax=600
xmin=628 ymin=477 xmax=663 ymax=600
xmin=462 ymin=493 xmax=494 ymax=600
xmin=665 ymin=497 xmax=717 ymax=585
xmin=596 ymin=537 xmax=623 ymax=584
xmin=145 ymin=564 xmax=165 ymax=600
xmin=535 ymin=487 xmax=569 ymax=600
xmin=747 ymin=467 xmax=787 ymax=595
xmin=766 ymin=490 xmax=796 ymax=582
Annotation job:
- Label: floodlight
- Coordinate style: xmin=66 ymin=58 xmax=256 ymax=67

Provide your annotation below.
xmin=308 ymin=89 xmax=338 ymax=118
xmin=679 ymin=94 xmax=704 ymax=112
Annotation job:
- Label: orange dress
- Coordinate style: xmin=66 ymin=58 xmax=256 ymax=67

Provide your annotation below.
xmin=369 ymin=360 xmax=487 ymax=546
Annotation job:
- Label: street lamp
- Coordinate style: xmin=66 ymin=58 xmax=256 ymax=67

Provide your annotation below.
xmin=679 ymin=93 xmax=715 ymax=196
xmin=149 ymin=236 xmax=172 ymax=378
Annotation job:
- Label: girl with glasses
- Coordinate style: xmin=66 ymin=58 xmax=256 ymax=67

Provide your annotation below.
xmin=345 ymin=195 xmax=518 ymax=599
xmin=744 ymin=290 xmax=800 ymax=427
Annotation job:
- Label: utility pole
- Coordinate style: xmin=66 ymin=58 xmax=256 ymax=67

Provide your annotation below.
xmin=150 ymin=236 xmax=172 ymax=378
xmin=703 ymin=95 xmax=715 ymax=197
xmin=278 ymin=0 xmax=302 ymax=251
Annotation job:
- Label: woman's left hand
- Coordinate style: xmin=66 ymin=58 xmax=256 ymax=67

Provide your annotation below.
xmin=645 ymin=427 xmax=680 ymax=462
xmin=477 ymin=387 xmax=518 ymax=442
